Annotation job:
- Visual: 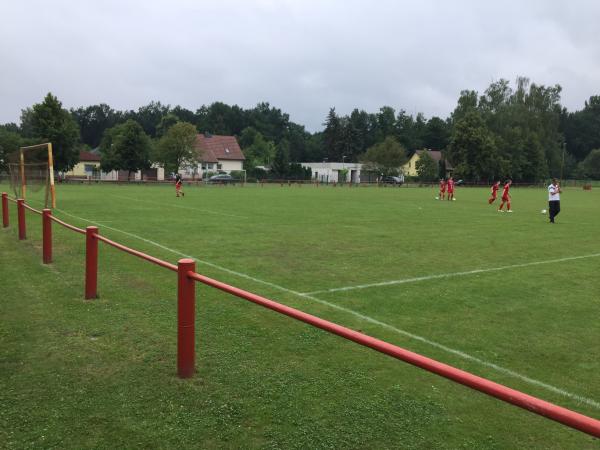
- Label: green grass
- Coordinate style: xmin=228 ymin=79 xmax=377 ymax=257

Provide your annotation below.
xmin=1 ymin=182 xmax=599 ymax=449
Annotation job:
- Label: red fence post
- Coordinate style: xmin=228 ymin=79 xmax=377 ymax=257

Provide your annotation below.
xmin=42 ymin=209 xmax=52 ymax=264
xmin=2 ymin=192 xmax=8 ymax=228
xmin=17 ymin=199 xmax=26 ymax=240
xmin=85 ymin=226 xmax=99 ymax=299
xmin=177 ymin=258 xmax=196 ymax=378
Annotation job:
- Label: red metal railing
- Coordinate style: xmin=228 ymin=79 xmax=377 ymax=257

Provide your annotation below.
xmin=49 ymin=215 xmax=86 ymax=234
xmin=2 ymin=192 xmax=599 ymax=438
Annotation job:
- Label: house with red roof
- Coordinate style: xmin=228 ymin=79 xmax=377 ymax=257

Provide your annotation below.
xmin=195 ymin=133 xmax=245 ymax=175
xmin=179 ymin=133 xmax=245 ymax=179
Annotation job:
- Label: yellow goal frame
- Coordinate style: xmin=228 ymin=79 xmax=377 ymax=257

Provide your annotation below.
xmin=18 ymin=142 xmax=56 ymax=208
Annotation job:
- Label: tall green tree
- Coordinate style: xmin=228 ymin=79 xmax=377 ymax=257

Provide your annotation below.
xmin=323 ymin=108 xmax=342 ymax=161
xmin=71 ymin=103 xmax=122 ymax=148
xmin=271 ymin=138 xmax=290 ymax=177
xmin=562 ymin=95 xmax=600 ymax=161
xmin=446 ymin=111 xmax=503 ymax=181
xmin=451 ymin=90 xmax=478 ymax=124
xmin=238 ymin=126 xmax=259 ymax=149
xmin=375 ymin=106 xmax=396 ymax=141
xmin=196 ymin=102 xmax=248 ymax=136
xmin=348 ymin=108 xmax=376 ymax=156
xmin=155 ymin=113 xmax=181 ymax=138
xmin=395 ymin=110 xmax=424 ymax=150
xmin=305 ymin=132 xmax=325 ymax=162
xmin=0 ymin=128 xmax=22 ymax=172
xmin=28 ymin=93 xmax=81 ymax=171
xmin=423 ymin=116 xmax=450 ymax=150
xmin=127 ymin=101 xmax=170 ymax=137
xmin=415 ymin=151 xmax=438 ymax=182
xmin=581 ymin=148 xmax=600 ymax=179
xmin=361 ymin=136 xmax=408 ymax=176
xmin=171 ymin=106 xmax=196 ymax=124
xmin=99 ymin=119 xmax=151 ymax=179
xmin=246 ymin=102 xmax=289 ymax=143
xmin=155 ymin=122 xmax=198 ymax=173
xmin=284 ymin=122 xmax=310 ymax=163
xmin=243 ymin=132 xmax=276 ymax=169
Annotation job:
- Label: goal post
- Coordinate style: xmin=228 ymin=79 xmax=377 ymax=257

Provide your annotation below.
xmin=9 ymin=142 xmax=56 ymax=208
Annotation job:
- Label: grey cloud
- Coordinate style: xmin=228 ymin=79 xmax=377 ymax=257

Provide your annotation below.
xmin=1 ymin=0 xmax=599 ymax=131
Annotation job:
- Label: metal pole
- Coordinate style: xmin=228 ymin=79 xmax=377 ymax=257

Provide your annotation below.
xmin=85 ymin=226 xmax=99 ymax=299
xmin=42 ymin=209 xmax=52 ymax=264
xmin=177 ymin=258 xmax=196 ymax=378
xmin=17 ymin=199 xmax=26 ymax=240
xmin=1 ymin=192 xmax=8 ymax=228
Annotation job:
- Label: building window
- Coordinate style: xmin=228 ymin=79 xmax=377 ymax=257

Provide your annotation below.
xmin=84 ymin=164 xmax=96 ymax=174
xmin=217 ymin=163 xmax=222 ymax=170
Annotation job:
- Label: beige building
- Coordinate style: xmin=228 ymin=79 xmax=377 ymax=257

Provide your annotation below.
xmin=66 ymin=151 xmax=101 ymax=179
xmin=402 ymin=149 xmax=451 ymax=177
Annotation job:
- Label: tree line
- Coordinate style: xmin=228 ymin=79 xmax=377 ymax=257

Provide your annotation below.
xmin=1 ymin=76 xmax=599 ymax=180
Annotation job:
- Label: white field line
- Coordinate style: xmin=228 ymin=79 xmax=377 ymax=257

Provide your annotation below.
xmin=302 ymin=253 xmax=600 ymax=296
xmin=50 ymin=205 xmax=600 ymax=410
xmin=110 ymin=194 xmax=249 ymax=219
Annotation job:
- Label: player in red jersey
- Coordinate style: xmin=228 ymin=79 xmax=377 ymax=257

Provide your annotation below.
xmin=437 ymin=178 xmax=446 ymax=200
xmin=446 ymin=177 xmax=455 ymax=201
xmin=488 ymin=180 xmax=501 ymax=204
xmin=175 ymin=173 xmax=185 ymax=197
xmin=498 ymin=179 xmax=512 ymax=212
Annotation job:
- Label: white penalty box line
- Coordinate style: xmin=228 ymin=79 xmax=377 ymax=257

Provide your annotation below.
xmin=50 ymin=205 xmax=600 ymax=410
xmin=302 ymin=253 xmax=600 ymax=296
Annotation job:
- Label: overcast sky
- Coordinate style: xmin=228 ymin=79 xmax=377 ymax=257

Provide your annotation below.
xmin=1 ymin=0 xmax=599 ymax=131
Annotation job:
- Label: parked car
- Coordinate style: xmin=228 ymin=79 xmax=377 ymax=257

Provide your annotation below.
xmin=381 ymin=176 xmax=404 ymax=185
xmin=207 ymin=174 xmax=235 ymax=184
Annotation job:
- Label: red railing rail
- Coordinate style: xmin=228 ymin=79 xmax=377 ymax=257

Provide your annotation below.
xmin=95 ymin=233 xmax=178 ymax=272
xmin=23 ymin=202 xmax=43 ymax=215
xmin=187 ymin=271 xmax=600 ymax=437
xmin=49 ymin=215 xmax=86 ymax=234
xmin=2 ymin=192 xmax=599 ymax=438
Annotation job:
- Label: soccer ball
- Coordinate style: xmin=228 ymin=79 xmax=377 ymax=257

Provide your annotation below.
xmin=435 ymin=197 xmax=439 ymax=200
xmin=541 ymin=209 xmax=547 ymax=214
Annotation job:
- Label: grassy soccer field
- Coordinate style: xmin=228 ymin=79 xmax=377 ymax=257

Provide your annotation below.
xmin=1 ymin=182 xmax=599 ymax=449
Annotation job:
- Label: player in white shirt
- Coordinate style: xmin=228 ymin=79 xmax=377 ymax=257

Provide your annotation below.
xmin=548 ymin=178 xmax=561 ymax=223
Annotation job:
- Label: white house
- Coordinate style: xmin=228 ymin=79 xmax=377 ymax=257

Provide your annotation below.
xmin=180 ymin=133 xmax=245 ymax=179
xmin=300 ymin=162 xmax=363 ymax=183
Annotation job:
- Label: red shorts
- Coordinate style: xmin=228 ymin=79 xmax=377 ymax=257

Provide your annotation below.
xmin=176 ymin=182 xmax=182 ymax=191
xmin=502 ymin=195 xmax=509 ymax=202
xmin=447 ymin=189 xmax=454 ymax=194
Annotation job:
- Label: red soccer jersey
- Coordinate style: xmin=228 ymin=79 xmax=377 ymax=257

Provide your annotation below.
xmin=440 ymin=180 xmax=446 ymax=191
xmin=447 ymin=179 xmax=455 ymax=192
xmin=502 ymin=183 xmax=510 ymax=198
xmin=491 ymin=182 xmax=500 ymax=194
